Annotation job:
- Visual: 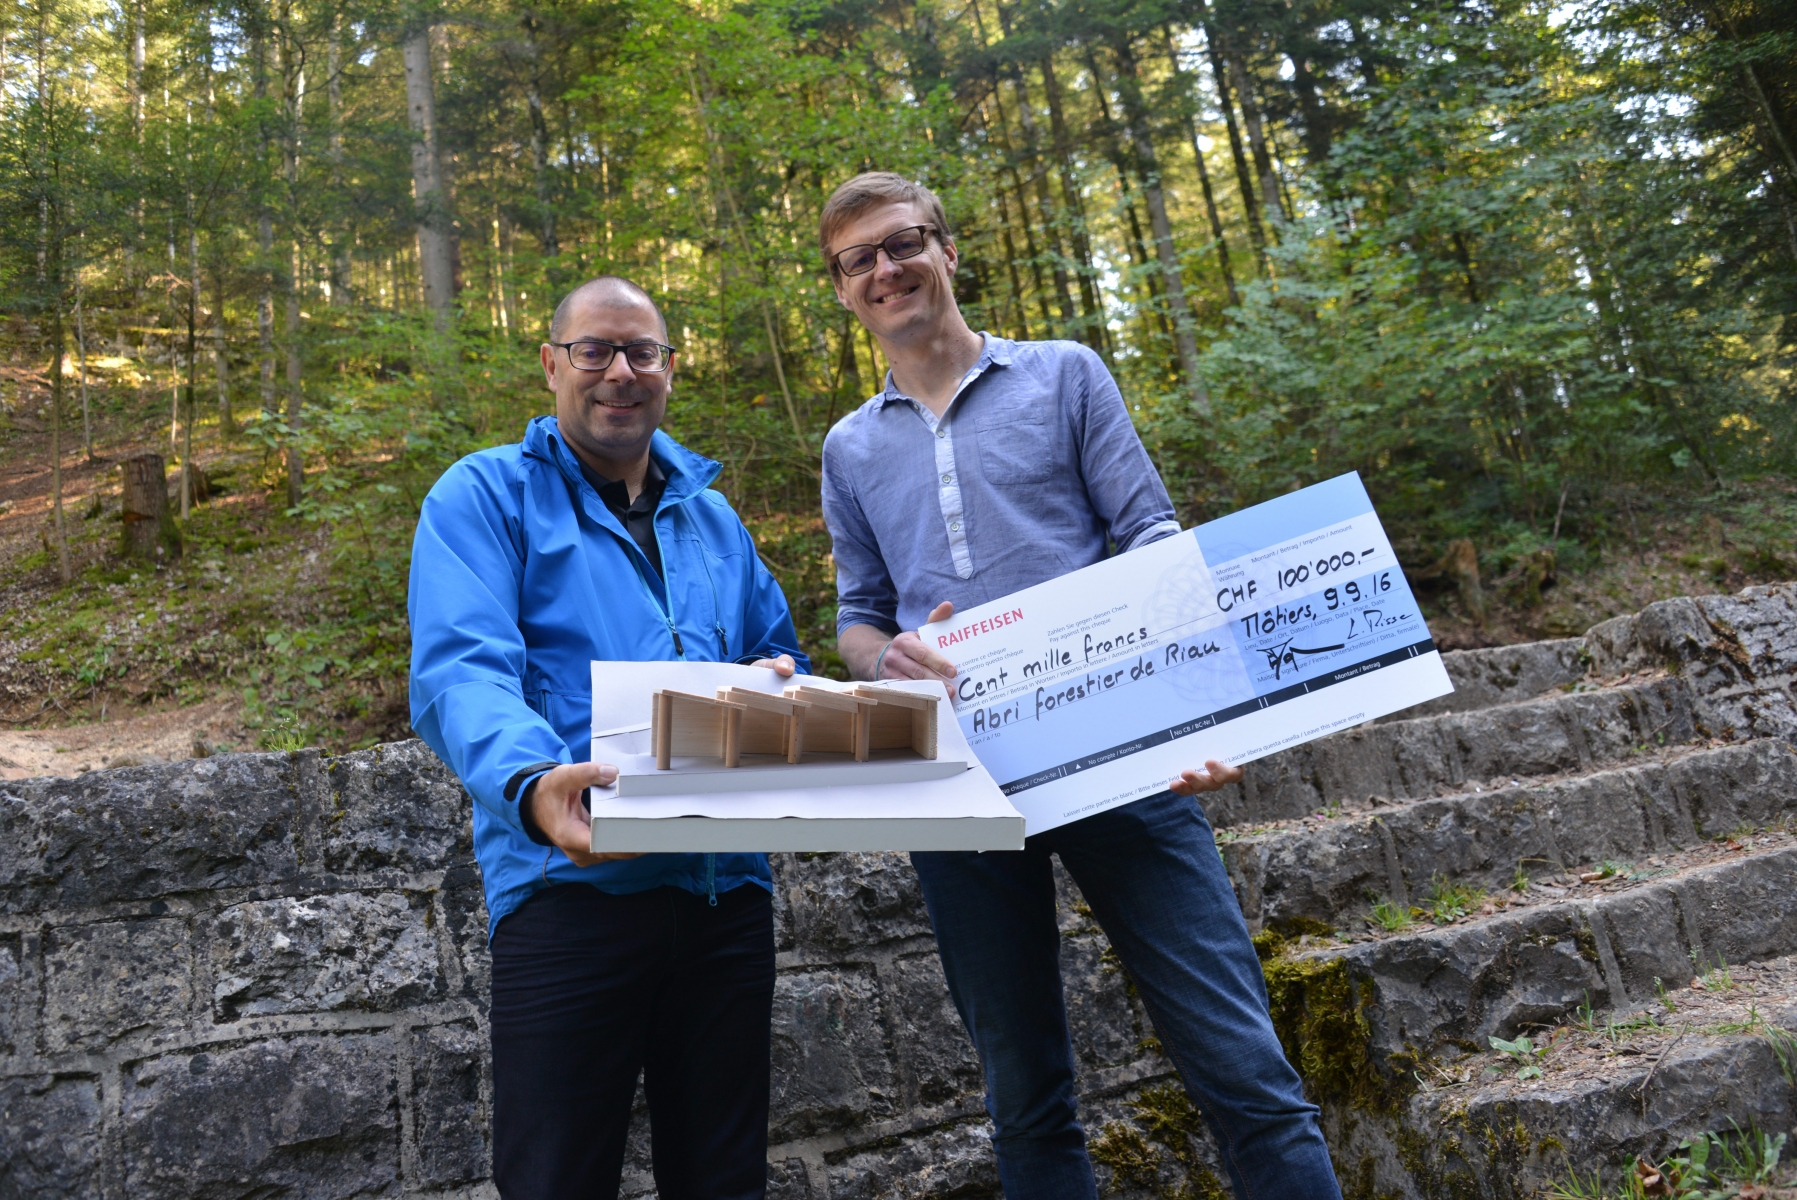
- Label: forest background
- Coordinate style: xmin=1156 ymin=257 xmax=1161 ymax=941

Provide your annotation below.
xmin=0 ymin=0 xmax=1793 ymax=754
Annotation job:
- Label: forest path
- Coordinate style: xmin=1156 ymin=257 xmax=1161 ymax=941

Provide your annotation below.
xmin=0 ymin=693 xmax=245 ymax=780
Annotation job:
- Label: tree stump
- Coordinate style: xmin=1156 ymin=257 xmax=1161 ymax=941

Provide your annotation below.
xmin=120 ymin=452 xmax=179 ymax=559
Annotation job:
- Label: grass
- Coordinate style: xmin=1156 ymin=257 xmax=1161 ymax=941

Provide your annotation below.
xmin=1547 ymin=1125 xmax=1792 ymax=1198
xmin=1695 ymin=953 xmax=1737 ymax=992
xmin=1765 ymin=1025 xmax=1797 ymax=1086
xmin=1423 ymin=875 xmax=1486 ymax=923
xmin=1368 ymin=897 xmax=1416 ymax=932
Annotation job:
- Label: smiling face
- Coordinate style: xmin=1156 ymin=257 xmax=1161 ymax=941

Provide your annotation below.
xmin=828 ymin=200 xmax=961 ymax=345
xmin=539 ymin=287 xmax=674 ymax=477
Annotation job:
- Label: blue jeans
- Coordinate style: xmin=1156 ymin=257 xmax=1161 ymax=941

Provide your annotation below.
xmin=911 ymin=791 xmax=1341 ymax=1200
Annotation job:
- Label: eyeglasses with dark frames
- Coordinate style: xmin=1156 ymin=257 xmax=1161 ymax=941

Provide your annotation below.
xmin=551 ymin=339 xmax=679 ymax=373
xmin=830 ymin=225 xmax=935 ymax=278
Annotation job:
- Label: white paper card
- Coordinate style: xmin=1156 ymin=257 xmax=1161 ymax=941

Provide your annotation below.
xmin=586 ymin=663 xmax=1025 ymax=852
xmin=920 ymin=472 xmax=1453 ymax=836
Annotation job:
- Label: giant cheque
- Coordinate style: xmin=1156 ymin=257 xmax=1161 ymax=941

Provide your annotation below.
xmin=920 ymin=472 xmax=1453 ymax=836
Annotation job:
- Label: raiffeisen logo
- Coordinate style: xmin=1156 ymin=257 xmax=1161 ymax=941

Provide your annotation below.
xmin=937 ymin=608 xmax=1024 ymax=648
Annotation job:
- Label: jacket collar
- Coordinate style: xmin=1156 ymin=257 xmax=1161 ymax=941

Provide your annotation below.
xmin=876 ymin=332 xmax=1013 ymax=407
xmin=522 ymin=416 xmax=721 ymax=512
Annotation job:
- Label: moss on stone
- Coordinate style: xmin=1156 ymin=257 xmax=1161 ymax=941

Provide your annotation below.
xmin=1089 ymin=1121 xmax=1162 ymax=1192
xmin=1086 ymin=1085 xmax=1231 ymax=1199
xmin=1262 ymin=951 xmax=1410 ymax=1115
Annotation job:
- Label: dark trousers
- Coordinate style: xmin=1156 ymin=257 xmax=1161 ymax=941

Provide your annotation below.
xmin=489 ymin=882 xmax=775 ymax=1200
xmin=912 ymin=791 xmax=1341 ymax=1200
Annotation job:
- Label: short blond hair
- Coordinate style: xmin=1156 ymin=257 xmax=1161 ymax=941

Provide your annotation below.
xmin=818 ymin=172 xmax=953 ymax=272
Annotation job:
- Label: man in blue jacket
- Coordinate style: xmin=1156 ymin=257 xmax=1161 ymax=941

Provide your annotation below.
xmin=409 ymin=275 xmax=808 ymax=1200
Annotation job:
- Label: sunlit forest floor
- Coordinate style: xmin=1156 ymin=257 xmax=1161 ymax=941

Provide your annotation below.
xmin=3 ymin=379 xmax=1794 ymax=774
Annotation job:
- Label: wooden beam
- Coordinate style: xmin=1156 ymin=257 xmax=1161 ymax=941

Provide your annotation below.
xmin=854 ymin=687 xmax=938 ymax=759
xmin=785 ymin=685 xmax=877 ymax=761
xmin=651 ymin=690 xmax=748 ymax=767
xmin=718 ymin=688 xmax=811 ymax=764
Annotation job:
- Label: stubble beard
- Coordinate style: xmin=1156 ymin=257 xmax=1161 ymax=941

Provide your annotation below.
xmin=563 ymin=382 xmax=662 ymax=463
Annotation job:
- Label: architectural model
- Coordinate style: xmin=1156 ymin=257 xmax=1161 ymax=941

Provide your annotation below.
xmin=651 ymin=683 xmax=938 ymax=770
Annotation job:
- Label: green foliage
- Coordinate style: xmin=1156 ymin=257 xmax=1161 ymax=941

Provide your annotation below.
xmin=1488 ymin=1033 xmax=1546 ymax=1080
xmin=3 ymin=0 xmax=1794 ymax=753
xmin=1368 ymin=897 xmax=1415 ymax=932
xmin=1423 ymin=875 xmax=1486 ymax=924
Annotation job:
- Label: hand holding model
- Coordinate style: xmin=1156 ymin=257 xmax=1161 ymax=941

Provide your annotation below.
xmin=528 ymin=654 xmax=801 ymax=864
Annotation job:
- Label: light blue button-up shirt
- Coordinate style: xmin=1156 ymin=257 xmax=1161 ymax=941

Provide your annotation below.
xmin=821 ymin=335 xmax=1180 ymax=638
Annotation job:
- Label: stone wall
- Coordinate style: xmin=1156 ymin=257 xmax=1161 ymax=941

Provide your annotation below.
xmin=5 ymin=582 xmax=1797 ymax=1199
xmin=0 ymin=737 xmax=1173 ymax=1198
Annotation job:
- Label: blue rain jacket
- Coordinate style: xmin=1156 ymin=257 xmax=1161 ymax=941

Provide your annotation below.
xmin=409 ymin=416 xmax=809 ymax=938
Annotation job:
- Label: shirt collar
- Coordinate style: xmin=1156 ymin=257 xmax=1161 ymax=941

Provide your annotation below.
xmin=581 ymin=454 xmax=666 ymax=513
xmin=877 ymin=333 xmax=1012 ymax=408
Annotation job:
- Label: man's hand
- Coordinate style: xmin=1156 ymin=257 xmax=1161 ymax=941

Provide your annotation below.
xmin=842 ymin=600 xmax=960 ymax=683
xmin=1170 ymin=759 xmax=1245 ymax=796
xmin=528 ymin=762 xmax=642 ymax=866
xmin=748 ymin=653 xmax=798 ymax=678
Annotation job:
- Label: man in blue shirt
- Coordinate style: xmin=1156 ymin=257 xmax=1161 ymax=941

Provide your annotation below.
xmin=818 ymin=175 xmax=1342 ymax=1199
xmin=409 ymin=275 xmax=808 ymax=1199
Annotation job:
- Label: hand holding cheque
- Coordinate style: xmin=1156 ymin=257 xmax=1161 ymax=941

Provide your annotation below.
xmin=852 ymin=600 xmax=1245 ymax=798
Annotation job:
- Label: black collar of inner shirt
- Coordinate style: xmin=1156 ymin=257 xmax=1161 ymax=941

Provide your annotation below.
xmin=582 ymin=455 xmax=666 ymax=519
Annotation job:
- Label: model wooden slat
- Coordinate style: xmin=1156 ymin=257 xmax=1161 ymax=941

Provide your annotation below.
xmin=717 ymin=688 xmax=810 ymax=764
xmin=784 ymin=686 xmax=876 ymax=761
xmin=652 ymin=690 xmax=746 ymax=769
xmin=853 ymin=687 xmax=939 ymax=760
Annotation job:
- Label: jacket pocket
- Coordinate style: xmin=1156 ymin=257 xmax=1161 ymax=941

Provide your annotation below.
xmin=974 ymin=415 xmax=1057 ymax=485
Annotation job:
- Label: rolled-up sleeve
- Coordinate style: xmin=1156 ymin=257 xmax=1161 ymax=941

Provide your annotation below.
xmin=1069 ymin=348 xmax=1180 ymax=551
xmin=822 ymin=436 xmax=902 ymax=638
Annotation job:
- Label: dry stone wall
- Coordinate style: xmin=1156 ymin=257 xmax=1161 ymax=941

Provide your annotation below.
xmin=3 ymin=582 xmax=1796 ymax=1199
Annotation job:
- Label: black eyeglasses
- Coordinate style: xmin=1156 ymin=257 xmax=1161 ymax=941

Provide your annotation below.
xmin=830 ymin=225 xmax=935 ymax=277
xmin=551 ymin=339 xmax=678 ymax=373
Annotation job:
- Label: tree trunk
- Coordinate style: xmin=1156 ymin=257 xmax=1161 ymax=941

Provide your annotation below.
xmin=285 ymin=246 xmax=303 ymax=507
xmin=1039 ymin=55 xmax=1110 ymax=359
xmin=1228 ymin=50 xmax=1287 ymax=225
xmin=405 ymin=24 xmax=457 ymax=328
xmin=1288 ymin=53 xmax=1335 ymax=173
xmin=1200 ymin=15 xmax=1268 ymax=272
xmin=75 ymin=257 xmax=93 ymax=459
xmin=999 ymin=34 xmax=1076 ymax=328
xmin=121 ymin=453 xmax=176 ymax=559
xmin=50 ymin=283 xmax=70 ymax=584
xmin=327 ymin=14 xmax=351 ymax=304
xmin=1109 ymin=39 xmax=1211 ymax=413
xmin=1085 ymin=52 xmax=1169 ymax=343
xmin=183 ymin=209 xmax=200 ymax=521
xmin=1163 ymin=26 xmax=1238 ymax=307
xmin=214 ymin=269 xmax=233 ymax=433
xmin=523 ymin=12 xmax=557 ymax=257
xmin=282 ymin=8 xmax=304 ymax=506
xmin=127 ymin=0 xmax=145 ymax=300
xmin=992 ymin=185 xmax=1033 ymax=339
xmin=254 ymin=16 xmax=275 ymax=415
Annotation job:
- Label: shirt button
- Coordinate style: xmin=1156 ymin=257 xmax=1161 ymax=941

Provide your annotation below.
xmin=941 ymin=474 xmax=953 ymax=485
xmin=950 ymin=521 xmax=962 ymax=532
xmin=936 ymin=428 xmax=947 ymax=438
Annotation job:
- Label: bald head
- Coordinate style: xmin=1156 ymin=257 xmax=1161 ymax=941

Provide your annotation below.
xmin=549 ymin=276 xmax=668 ymax=344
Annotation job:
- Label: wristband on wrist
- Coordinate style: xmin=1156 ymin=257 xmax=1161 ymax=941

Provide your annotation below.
xmin=873 ymin=639 xmax=894 ymax=681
